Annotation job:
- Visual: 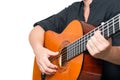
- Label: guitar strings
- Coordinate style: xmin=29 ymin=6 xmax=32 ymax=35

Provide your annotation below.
xmin=61 ymin=20 xmax=119 ymax=63
xmin=61 ymin=16 xmax=120 ymax=63
xmin=60 ymin=15 xmax=120 ymax=63
xmin=60 ymin=27 xmax=120 ymax=64
xmin=59 ymin=14 xmax=120 ymax=63
xmin=61 ymin=15 xmax=119 ymax=56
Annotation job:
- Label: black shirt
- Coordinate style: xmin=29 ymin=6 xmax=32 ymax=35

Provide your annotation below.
xmin=34 ymin=0 xmax=120 ymax=79
xmin=34 ymin=0 xmax=120 ymax=33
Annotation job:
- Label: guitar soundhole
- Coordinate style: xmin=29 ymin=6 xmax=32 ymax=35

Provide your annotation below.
xmin=49 ymin=40 xmax=71 ymax=73
xmin=59 ymin=40 xmax=71 ymax=65
xmin=59 ymin=40 xmax=70 ymax=50
xmin=50 ymin=55 xmax=68 ymax=73
xmin=57 ymin=40 xmax=70 ymax=72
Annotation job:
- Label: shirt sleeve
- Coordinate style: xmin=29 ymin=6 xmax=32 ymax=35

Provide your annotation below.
xmin=33 ymin=2 xmax=79 ymax=33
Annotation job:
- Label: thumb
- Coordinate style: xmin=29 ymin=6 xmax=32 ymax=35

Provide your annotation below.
xmin=49 ymin=51 xmax=59 ymax=57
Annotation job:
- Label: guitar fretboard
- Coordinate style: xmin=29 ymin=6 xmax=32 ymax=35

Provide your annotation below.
xmin=61 ymin=13 xmax=120 ymax=65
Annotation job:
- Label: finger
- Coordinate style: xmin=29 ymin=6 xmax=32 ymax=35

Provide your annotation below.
xmin=37 ymin=60 xmax=55 ymax=75
xmin=41 ymin=63 xmax=57 ymax=75
xmin=40 ymin=51 xmax=58 ymax=69
xmin=86 ymin=41 xmax=93 ymax=54
xmin=94 ymin=31 xmax=110 ymax=50
xmin=45 ymin=57 xmax=58 ymax=69
xmin=36 ymin=60 xmax=45 ymax=73
xmin=40 ymin=58 xmax=57 ymax=73
xmin=86 ymin=37 xmax=99 ymax=56
xmin=90 ymin=33 xmax=103 ymax=51
xmin=48 ymin=51 xmax=59 ymax=56
xmin=94 ymin=30 xmax=108 ymax=44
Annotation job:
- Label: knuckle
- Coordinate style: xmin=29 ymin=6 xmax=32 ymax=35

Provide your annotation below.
xmin=90 ymin=52 xmax=96 ymax=56
xmin=91 ymin=51 xmax=99 ymax=58
xmin=93 ymin=54 xmax=99 ymax=58
xmin=44 ymin=67 xmax=47 ymax=71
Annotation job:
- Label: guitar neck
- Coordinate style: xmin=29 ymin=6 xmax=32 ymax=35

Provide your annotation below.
xmin=61 ymin=13 xmax=120 ymax=65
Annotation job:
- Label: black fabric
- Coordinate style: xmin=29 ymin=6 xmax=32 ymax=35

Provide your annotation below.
xmin=101 ymin=61 xmax=120 ymax=80
xmin=34 ymin=0 xmax=120 ymax=33
xmin=34 ymin=0 xmax=120 ymax=79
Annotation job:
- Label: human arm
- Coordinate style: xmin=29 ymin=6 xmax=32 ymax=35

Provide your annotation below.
xmin=86 ymin=31 xmax=120 ymax=65
xmin=29 ymin=26 xmax=58 ymax=75
xmin=29 ymin=2 xmax=82 ymax=75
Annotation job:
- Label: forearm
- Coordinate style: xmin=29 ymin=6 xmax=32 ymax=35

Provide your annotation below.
xmin=29 ymin=25 xmax=45 ymax=55
xmin=103 ymin=46 xmax=120 ymax=65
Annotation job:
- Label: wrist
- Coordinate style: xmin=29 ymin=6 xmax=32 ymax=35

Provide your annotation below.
xmin=33 ymin=44 xmax=44 ymax=55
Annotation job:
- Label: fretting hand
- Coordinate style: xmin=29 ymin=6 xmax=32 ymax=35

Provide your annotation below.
xmin=86 ymin=30 xmax=112 ymax=59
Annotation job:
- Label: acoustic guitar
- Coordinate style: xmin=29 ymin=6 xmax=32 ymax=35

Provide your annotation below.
xmin=32 ymin=13 xmax=120 ymax=80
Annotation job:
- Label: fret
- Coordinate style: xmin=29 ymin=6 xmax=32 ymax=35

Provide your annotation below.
xmin=70 ymin=44 xmax=75 ymax=58
xmin=76 ymin=41 xmax=79 ymax=54
xmin=69 ymin=50 xmax=72 ymax=60
xmin=103 ymin=23 xmax=108 ymax=37
xmin=87 ymin=32 xmax=91 ymax=39
xmin=68 ymin=46 xmax=71 ymax=60
xmin=108 ymin=14 xmax=119 ymax=37
xmin=67 ymin=42 xmax=76 ymax=60
xmin=92 ymin=29 xmax=95 ymax=36
xmin=104 ymin=27 xmax=108 ymax=37
xmin=72 ymin=43 xmax=75 ymax=57
xmin=61 ymin=47 xmax=67 ymax=65
xmin=67 ymin=45 xmax=70 ymax=60
xmin=66 ymin=48 xmax=68 ymax=60
xmin=109 ymin=25 xmax=113 ymax=36
xmin=86 ymin=33 xmax=89 ymax=41
xmin=83 ymin=36 xmax=87 ymax=51
xmin=69 ymin=51 xmax=72 ymax=60
xmin=99 ymin=25 xmax=104 ymax=36
xmin=70 ymin=44 xmax=74 ymax=59
xmin=82 ymin=37 xmax=84 ymax=51
xmin=74 ymin=41 xmax=77 ymax=56
xmin=119 ymin=14 xmax=120 ymax=29
xmin=74 ymin=42 xmax=77 ymax=56
xmin=89 ymin=31 xmax=94 ymax=38
xmin=103 ymin=28 xmax=106 ymax=37
xmin=114 ymin=16 xmax=118 ymax=31
xmin=76 ymin=41 xmax=79 ymax=55
xmin=109 ymin=21 xmax=113 ymax=36
xmin=79 ymin=35 xmax=87 ymax=53
xmin=94 ymin=28 xmax=98 ymax=34
xmin=73 ymin=43 xmax=75 ymax=57
xmin=78 ymin=39 xmax=80 ymax=54
xmin=82 ymin=37 xmax=85 ymax=52
xmin=80 ymin=38 xmax=83 ymax=53
xmin=114 ymin=14 xmax=120 ymax=32
xmin=67 ymin=44 xmax=71 ymax=60
xmin=100 ymin=22 xmax=106 ymax=36
xmin=112 ymin=19 xmax=115 ymax=34
xmin=115 ymin=23 xmax=119 ymax=32
xmin=115 ymin=17 xmax=119 ymax=31
xmin=102 ymin=27 xmax=105 ymax=37
xmin=74 ymin=42 xmax=76 ymax=56
xmin=83 ymin=36 xmax=85 ymax=51
xmin=107 ymin=21 xmax=110 ymax=37
xmin=109 ymin=19 xmax=114 ymax=36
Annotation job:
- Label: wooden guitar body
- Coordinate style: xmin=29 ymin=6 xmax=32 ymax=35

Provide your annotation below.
xmin=32 ymin=20 xmax=102 ymax=80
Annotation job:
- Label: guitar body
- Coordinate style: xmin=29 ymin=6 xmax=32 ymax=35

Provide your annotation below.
xmin=33 ymin=20 xmax=102 ymax=80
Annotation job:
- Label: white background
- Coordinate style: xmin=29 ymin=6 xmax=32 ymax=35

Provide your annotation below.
xmin=0 ymin=0 xmax=81 ymax=80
